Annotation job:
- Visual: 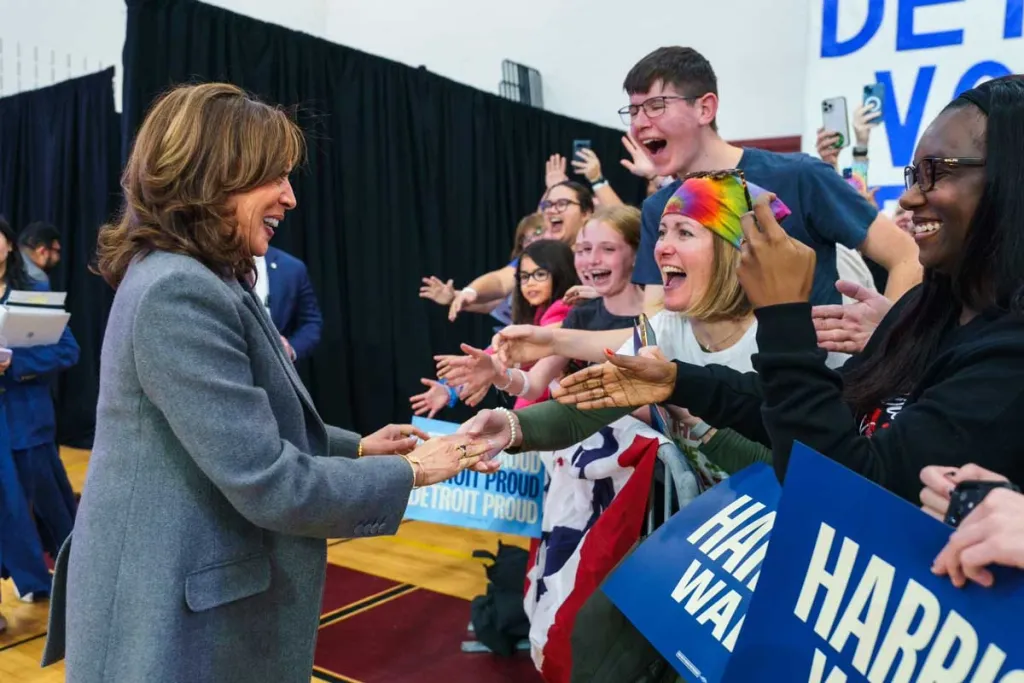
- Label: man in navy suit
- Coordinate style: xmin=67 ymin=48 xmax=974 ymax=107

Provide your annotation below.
xmin=254 ymin=246 xmax=323 ymax=362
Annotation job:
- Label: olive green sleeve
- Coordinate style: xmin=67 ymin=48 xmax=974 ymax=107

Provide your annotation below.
xmin=507 ymin=401 xmax=633 ymax=453
xmin=700 ymin=428 xmax=773 ymax=474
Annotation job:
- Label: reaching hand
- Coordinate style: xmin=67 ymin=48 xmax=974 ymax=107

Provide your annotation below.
xmin=407 ymin=434 xmax=502 ymax=486
xmin=812 ymin=280 xmax=892 ymax=354
xmin=492 ymin=325 xmax=556 ymax=367
xmin=552 ymin=346 xmax=677 ymax=410
xmin=545 ymin=154 xmax=569 ymax=189
xmin=436 ymin=344 xmax=501 ymax=399
xmin=571 ymin=148 xmax=603 ymax=183
xmin=0 ymin=357 xmax=9 ymax=375
xmin=361 ymin=424 xmax=431 ymax=456
xmin=736 ymin=194 xmax=816 ymax=308
xmin=410 ymin=378 xmax=450 ymax=419
xmin=564 ymin=285 xmax=600 ymax=306
xmin=420 ymin=276 xmax=456 ymax=306
xmin=815 ymin=128 xmax=841 ymax=169
xmin=448 ymin=288 xmax=478 ymax=322
xmin=620 ymin=132 xmax=656 ymax=180
xmin=853 ymin=103 xmax=882 ymax=147
xmin=459 ymin=408 xmax=521 ymax=463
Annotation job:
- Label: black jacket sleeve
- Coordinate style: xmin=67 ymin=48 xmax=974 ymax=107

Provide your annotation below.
xmin=753 ymin=303 xmax=1024 ymax=502
xmin=666 ymin=362 xmax=770 ymax=446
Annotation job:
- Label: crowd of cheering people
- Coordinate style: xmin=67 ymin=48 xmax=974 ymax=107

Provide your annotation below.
xmin=3 ymin=38 xmax=1024 ymax=683
xmin=415 ymin=47 xmax=1024 ymax=674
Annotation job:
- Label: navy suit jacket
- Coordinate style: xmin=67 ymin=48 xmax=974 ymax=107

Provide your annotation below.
xmin=1 ymin=280 xmax=80 ymax=450
xmin=265 ymin=246 xmax=323 ymax=361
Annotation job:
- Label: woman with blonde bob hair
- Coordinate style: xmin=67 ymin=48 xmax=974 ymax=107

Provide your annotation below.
xmin=461 ymin=171 xmax=805 ymax=476
xmin=42 ymin=83 xmax=495 ymax=683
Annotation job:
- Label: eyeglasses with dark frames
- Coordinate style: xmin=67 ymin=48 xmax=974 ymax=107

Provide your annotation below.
xmin=518 ymin=268 xmax=551 ymax=284
xmin=618 ymin=95 xmax=700 ymax=125
xmin=904 ymin=157 xmax=986 ymax=192
xmin=539 ymin=198 xmax=580 ymax=213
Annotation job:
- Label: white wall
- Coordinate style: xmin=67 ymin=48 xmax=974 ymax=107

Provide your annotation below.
xmin=323 ymin=0 xmax=809 ymax=139
xmin=0 ymin=0 xmax=809 ymax=140
xmin=800 ymin=0 xmax=1023 ymax=212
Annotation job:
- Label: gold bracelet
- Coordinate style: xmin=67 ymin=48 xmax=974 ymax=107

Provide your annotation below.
xmin=401 ymin=454 xmax=422 ymax=489
xmin=357 ymin=440 xmax=364 ymax=458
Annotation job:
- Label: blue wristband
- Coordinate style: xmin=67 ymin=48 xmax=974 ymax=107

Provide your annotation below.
xmin=439 ymin=378 xmax=459 ymax=408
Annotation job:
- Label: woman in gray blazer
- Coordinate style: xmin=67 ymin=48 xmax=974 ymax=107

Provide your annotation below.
xmin=41 ymin=83 xmax=500 ymax=683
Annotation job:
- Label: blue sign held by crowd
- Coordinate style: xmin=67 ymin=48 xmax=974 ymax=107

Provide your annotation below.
xmin=603 ymin=463 xmax=782 ymax=683
xmin=723 ymin=443 xmax=1024 ymax=682
xmin=403 ymin=417 xmax=544 ymax=538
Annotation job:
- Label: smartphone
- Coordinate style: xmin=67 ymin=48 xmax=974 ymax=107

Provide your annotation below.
xmin=863 ymin=83 xmax=885 ymax=118
xmin=821 ymin=96 xmax=850 ymax=149
xmin=842 ymin=167 xmax=867 ymax=194
xmin=572 ymin=139 xmax=592 ymax=157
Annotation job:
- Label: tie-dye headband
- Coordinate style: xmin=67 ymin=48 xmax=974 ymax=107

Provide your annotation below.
xmin=661 ymin=171 xmax=791 ymax=248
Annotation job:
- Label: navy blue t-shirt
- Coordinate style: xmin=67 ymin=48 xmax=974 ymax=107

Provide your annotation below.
xmin=633 ymin=148 xmax=879 ymax=305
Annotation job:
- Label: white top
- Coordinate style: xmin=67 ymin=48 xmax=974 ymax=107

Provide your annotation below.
xmin=615 ymin=310 xmax=758 ymax=372
xmin=615 ymin=310 xmax=847 ymax=370
xmin=835 ymin=245 xmax=877 ymax=303
xmin=254 ymin=255 xmax=271 ymax=317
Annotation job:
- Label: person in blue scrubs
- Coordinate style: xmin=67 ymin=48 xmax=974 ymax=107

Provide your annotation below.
xmin=0 ymin=216 xmax=69 ymax=620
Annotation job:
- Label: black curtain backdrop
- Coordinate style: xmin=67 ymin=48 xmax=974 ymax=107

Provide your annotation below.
xmin=123 ymin=0 xmax=645 ymax=435
xmin=0 ymin=68 xmax=121 ymax=447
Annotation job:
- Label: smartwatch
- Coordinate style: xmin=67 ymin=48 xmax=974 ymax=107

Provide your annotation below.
xmin=944 ymin=480 xmax=1021 ymax=528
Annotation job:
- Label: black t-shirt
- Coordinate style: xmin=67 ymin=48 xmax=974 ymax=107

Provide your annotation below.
xmin=562 ymin=298 xmax=637 ymax=332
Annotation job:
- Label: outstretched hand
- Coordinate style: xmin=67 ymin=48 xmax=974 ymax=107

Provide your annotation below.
xmin=552 ymin=346 xmax=676 ymax=410
xmin=812 ymin=280 xmax=892 ymax=354
xmin=361 ymin=424 xmax=431 ymax=456
xmin=491 ymin=325 xmax=556 ymax=367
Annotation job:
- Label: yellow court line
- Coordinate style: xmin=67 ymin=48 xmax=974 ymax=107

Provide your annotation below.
xmin=312 ymin=664 xmax=366 ymax=683
xmin=319 ymin=583 xmax=412 ymax=622
xmin=374 ymin=534 xmax=477 ymax=560
xmin=318 ymin=586 xmax=421 ymax=629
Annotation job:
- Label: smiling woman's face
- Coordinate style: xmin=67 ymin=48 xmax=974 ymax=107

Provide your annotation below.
xmin=542 ymin=184 xmax=587 ymax=243
xmin=227 ymin=174 xmax=297 ymax=257
xmin=654 ymin=213 xmax=715 ymax=312
xmin=899 ymin=105 xmax=987 ymax=274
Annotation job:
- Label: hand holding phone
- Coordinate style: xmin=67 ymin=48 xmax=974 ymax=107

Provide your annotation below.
xmin=821 ymin=97 xmax=850 ymax=150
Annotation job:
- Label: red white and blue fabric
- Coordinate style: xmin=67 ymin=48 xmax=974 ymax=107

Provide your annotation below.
xmin=523 ymin=416 xmax=670 ymax=682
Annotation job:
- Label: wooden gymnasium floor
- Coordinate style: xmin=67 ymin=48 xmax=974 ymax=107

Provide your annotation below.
xmin=0 ymin=448 xmax=530 ymax=682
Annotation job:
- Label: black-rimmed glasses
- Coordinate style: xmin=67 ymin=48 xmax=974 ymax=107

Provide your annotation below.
xmin=904 ymin=157 xmax=985 ymax=192
xmin=618 ymin=95 xmax=699 ymax=125
xmin=518 ymin=268 xmax=551 ymax=284
xmin=539 ymin=198 xmax=580 ymax=213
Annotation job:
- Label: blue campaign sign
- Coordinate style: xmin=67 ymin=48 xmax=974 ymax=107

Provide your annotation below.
xmin=403 ymin=417 xmax=544 ymax=538
xmin=724 ymin=443 xmax=1024 ymax=683
xmin=603 ymin=463 xmax=782 ymax=683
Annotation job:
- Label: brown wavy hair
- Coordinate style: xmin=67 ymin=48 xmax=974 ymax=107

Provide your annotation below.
xmin=96 ymin=83 xmax=305 ymax=288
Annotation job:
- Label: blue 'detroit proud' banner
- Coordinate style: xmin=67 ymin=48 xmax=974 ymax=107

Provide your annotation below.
xmin=402 ymin=416 xmax=543 ymax=538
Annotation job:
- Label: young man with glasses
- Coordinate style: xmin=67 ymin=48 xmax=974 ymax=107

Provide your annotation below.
xmin=624 ymin=47 xmax=922 ymax=313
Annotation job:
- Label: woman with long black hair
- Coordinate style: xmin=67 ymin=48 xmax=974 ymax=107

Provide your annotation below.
xmin=518 ymin=76 xmax=1024 ymax=502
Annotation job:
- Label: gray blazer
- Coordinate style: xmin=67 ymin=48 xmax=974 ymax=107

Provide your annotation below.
xmin=42 ymin=252 xmax=414 ymax=682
